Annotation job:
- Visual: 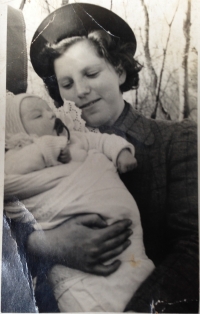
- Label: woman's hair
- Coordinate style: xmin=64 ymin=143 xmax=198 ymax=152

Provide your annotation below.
xmin=41 ymin=30 xmax=142 ymax=107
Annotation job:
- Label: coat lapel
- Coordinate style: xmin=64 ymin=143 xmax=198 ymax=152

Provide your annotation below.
xmin=100 ymin=102 xmax=155 ymax=146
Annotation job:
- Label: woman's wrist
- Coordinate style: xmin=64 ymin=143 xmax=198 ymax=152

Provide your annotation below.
xmin=27 ymin=229 xmax=57 ymax=266
xmin=27 ymin=228 xmax=68 ymax=277
xmin=27 ymin=226 xmax=71 ymax=267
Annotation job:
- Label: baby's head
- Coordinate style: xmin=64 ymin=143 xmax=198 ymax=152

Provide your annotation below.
xmin=6 ymin=93 xmax=57 ymax=137
xmin=20 ymin=96 xmax=57 ymax=137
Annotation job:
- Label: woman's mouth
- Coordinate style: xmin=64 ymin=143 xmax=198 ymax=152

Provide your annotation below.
xmin=80 ymin=98 xmax=101 ymax=109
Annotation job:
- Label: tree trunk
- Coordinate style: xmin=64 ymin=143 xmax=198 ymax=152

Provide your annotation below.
xmin=139 ymin=0 xmax=158 ymax=118
xmin=181 ymin=0 xmax=191 ymax=119
xmin=179 ymin=0 xmax=191 ymax=120
xmin=140 ymin=0 xmax=157 ymax=94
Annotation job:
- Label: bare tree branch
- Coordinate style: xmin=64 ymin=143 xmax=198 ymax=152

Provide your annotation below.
xmin=19 ymin=0 xmax=26 ymax=10
xmin=123 ymin=0 xmax=128 ymax=21
xmin=62 ymin=0 xmax=69 ymax=5
xmin=139 ymin=27 xmax=144 ymax=48
xmin=151 ymin=0 xmax=179 ymax=119
xmin=45 ymin=0 xmax=51 ymax=14
xmin=189 ymin=107 xmax=197 ymax=113
xmin=159 ymin=99 xmax=171 ymax=120
xmin=110 ymin=0 xmax=113 ymax=11
xmin=161 ymin=68 xmax=179 ymax=93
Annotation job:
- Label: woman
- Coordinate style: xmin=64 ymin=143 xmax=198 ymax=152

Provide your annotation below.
xmin=26 ymin=3 xmax=198 ymax=313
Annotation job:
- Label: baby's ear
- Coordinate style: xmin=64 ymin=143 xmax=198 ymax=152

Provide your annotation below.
xmin=116 ymin=64 xmax=126 ymax=85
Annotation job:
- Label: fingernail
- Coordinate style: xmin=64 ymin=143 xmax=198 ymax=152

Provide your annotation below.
xmin=113 ymin=259 xmax=121 ymax=266
xmin=127 ymin=219 xmax=132 ymax=226
xmin=128 ymin=229 xmax=133 ymax=235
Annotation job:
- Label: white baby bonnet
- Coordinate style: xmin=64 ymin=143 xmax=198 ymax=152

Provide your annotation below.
xmin=6 ymin=91 xmax=37 ymax=136
xmin=5 ymin=91 xmax=38 ymax=150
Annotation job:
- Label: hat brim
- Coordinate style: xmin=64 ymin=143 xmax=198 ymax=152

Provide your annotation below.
xmin=30 ymin=3 xmax=136 ymax=79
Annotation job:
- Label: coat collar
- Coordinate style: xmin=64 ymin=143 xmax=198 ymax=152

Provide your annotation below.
xmin=100 ymin=101 xmax=155 ymax=146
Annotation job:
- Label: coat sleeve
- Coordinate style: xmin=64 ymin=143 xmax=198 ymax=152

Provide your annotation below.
xmin=126 ymin=119 xmax=199 ymax=313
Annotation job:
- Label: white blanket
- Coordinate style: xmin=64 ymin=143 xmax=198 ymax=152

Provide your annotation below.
xmin=5 ymin=150 xmax=154 ymax=312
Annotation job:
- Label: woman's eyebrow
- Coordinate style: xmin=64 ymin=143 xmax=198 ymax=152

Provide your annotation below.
xmin=57 ymin=76 xmax=71 ymax=83
xmin=82 ymin=64 xmax=101 ymax=72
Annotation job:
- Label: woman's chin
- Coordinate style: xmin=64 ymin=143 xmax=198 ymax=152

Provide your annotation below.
xmin=85 ymin=120 xmax=103 ymax=129
xmin=83 ymin=114 xmax=108 ymax=129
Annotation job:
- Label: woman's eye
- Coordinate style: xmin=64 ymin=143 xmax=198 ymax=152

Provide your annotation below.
xmin=86 ymin=72 xmax=99 ymax=78
xmin=35 ymin=115 xmax=42 ymax=119
xmin=63 ymin=82 xmax=73 ymax=89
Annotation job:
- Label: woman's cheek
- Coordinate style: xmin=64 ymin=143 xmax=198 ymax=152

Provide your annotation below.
xmin=59 ymin=88 xmax=67 ymax=100
xmin=82 ymin=110 xmax=107 ymax=128
xmin=60 ymin=88 xmax=75 ymax=102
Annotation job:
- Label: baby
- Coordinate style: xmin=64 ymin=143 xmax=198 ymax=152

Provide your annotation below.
xmin=4 ymin=93 xmax=154 ymax=312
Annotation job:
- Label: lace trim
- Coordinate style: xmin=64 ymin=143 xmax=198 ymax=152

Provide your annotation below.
xmin=60 ymin=99 xmax=99 ymax=133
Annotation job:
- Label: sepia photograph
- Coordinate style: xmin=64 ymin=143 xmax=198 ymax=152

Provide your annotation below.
xmin=1 ymin=0 xmax=199 ymax=312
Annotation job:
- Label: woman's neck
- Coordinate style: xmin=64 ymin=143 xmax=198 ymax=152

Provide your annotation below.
xmin=106 ymin=97 xmax=125 ymax=127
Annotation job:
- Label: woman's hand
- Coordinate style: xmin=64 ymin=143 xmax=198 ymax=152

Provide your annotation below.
xmin=27 ymin=214 xmax=132 ymax=276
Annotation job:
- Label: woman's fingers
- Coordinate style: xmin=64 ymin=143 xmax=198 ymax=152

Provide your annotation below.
xmin=98 ymin=219 xmax=132 ymax=242
xmin=83 ymin=220 xmax=133 ymax=261
xmin=87 ymin=260 xmax=121 ymax=277
xmin=85 ymin=224 xmax=133 ymax=262
xmin=75 ymin=214 xmax=107 ymax=228
xmin=103 ymin=229 xmax=133 ymax=251
xmin=97 ymin=240 xmax=131 ymax=263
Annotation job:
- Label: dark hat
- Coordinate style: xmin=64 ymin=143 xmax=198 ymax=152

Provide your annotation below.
xmin=30 ymin=3 xmax=136 ymax=78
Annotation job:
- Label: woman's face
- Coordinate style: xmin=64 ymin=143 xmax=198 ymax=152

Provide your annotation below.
xmin=54 ymin=40 xmax=126 ymax=127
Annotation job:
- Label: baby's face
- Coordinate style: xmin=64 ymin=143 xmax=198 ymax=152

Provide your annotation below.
xmin=20 ymin=97 xmax=57 ymax=136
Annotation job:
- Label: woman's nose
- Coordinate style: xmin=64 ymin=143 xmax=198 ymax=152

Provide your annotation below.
xmin=76 ymin=79 xmax=90 ymax=98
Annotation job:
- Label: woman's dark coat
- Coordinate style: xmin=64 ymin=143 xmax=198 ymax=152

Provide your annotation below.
xmin=100 ymin=102 xmax=198 ymax=313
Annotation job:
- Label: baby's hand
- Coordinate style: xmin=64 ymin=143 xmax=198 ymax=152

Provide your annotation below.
xmin=117 ymin=149 xmax=137 ymax=173
xmin=58 ymin=144 xmax=71 ymax=164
